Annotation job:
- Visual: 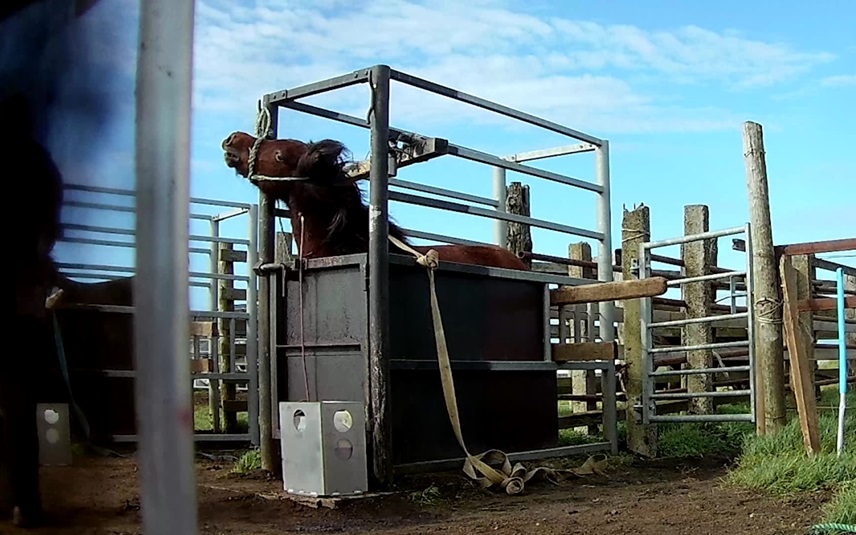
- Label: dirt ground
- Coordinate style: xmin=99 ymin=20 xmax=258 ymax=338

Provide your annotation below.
xmin=1 ymin=452 xmax=829 ymax=535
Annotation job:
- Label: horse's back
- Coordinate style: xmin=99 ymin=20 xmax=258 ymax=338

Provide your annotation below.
xmin=413 ymin=244 xmax=529 ymax=271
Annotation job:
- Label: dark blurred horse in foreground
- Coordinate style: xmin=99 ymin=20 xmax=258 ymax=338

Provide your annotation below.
xmin=1 ymin=0 xmax=134 ymax=527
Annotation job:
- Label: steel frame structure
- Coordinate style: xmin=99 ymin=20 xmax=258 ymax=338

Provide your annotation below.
xmin=55 ymin=183 xmax=261 ymax=445
xmin=256 ymin=64 xmax=617 ymax=484
xmin=637 ymin=224 xmax=759 ymax=424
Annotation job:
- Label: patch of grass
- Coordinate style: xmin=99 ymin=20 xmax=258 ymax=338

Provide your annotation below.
xmin=821 ymin=480 xmax=855 ymax=525
xmin=231 ymin=448 xmax=262 ymax=474
xmin=655 ymin=403 xmax=755 ymax=459
xmin=408 ymin=484 xmax=441 ymax=506
xmin=558 ymin=428 xmax=603 ymax=446
xmin=727 ymin=389 xmax=855 ymax=524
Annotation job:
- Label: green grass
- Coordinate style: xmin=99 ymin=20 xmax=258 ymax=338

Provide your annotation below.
xmin=231 ymin=448 xmax=262 ymax=474
xmin=726 ymin=388 xmax=855 ymax=525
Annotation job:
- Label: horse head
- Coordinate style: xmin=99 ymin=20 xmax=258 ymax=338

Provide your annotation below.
xmin=222 ymin=131 xmax=354 ymax=202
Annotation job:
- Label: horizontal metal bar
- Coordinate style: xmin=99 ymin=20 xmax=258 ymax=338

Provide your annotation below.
xmin=213 ymin=207 xmax=249 ymax=222
xmin=643 ymin=226 xmax=748 ymax=250
xmin=64 ymin=200 xmax=214 ymax=221
xmin=192 ymin=372 xmax=250 ymax=381
xmin=666 ymin=270 xmax=747 ymax=287
xmin=61 ymin=223 xmax=251 ymax=246
xmin=281 ymin=101 xmax=370 ymax=128
xmin=64 ymin=183 xmax=255 ymax=210
xmin=266 ymin=68 xmax=370 ymax=104
xmin=650 ymin=365 xmax=751 ymax=377
xmin=390 ymin=359 xmax=557 ymax=372
xmin=648 ymin=340 xmax=749 ymax=355
xmin=401 ymin=228 xmax=490 ymax=247
xmin=394 ymin=442 xmax=611 ymax=475
xmin=390 ymin=190 xmax=603 ymax=240
xmin=649 ymin=413 xmax=754 ymax=423
xmin=390 ymin=178 xmax=498 ymax=207
xmin=55 ymin=303 xmax=250 ymax=320
xmin=554 ymin=361 xmax=617 ymax=371
xmin=505 ymin=143 xmax=597 ymax=162
xmin=649 ymin=312 xmax=749 ymax=329
xmin=109 ymin=434 xmax=252 ymax=443
xmin=389 ymin=68 xmax=604 ymax=146
xmin=448 ymin=145 xmax=602 ymax=193
xmin=651 ymin=389 xmax=752 ymax=400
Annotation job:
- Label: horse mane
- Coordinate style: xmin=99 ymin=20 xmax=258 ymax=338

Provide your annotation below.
xmin=288 ymin=139 xmax=412 ymax=256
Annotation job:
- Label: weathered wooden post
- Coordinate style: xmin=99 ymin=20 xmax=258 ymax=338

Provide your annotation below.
xmin=681 ymin=205 xmax=717 ymax=414
xmin=506 ymin=181 xmax=532 ymax=266
xmin=791 ymin=254 xmax=817 ymax=400
xmin=743 ymin=121 xmax=786 ymax=435
xmin=568 ymin=242 xmax=598 ymax=434
xmin=219 ymin=242 xmax=238 ymax=432
xmin=622 ymin=205 xmax=657 ymax=456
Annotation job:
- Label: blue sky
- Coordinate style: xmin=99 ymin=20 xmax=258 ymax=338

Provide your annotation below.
xmin=12 ymin=0 xmax=855 ymax=307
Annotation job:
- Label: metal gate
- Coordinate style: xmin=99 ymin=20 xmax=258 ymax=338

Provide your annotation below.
xmin=637 ymin=224 xmax=758 ymax=424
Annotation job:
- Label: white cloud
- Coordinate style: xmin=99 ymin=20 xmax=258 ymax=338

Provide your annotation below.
xmin=188 ymin=0 xmax=837 ymax=142
xmin=820 ymin=74 xmax=856 ymax=87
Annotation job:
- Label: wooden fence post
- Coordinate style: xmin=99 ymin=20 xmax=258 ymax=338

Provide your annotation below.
xmin=743 ymin=121 xmax=786 ymax=435
xmin=219 ymin=242 xmax=238 ymax=433
xmin=681 ymin=205 xmax=717 ymax=414
xmin=568 ymin=242 xmax=598 ymax=435
xmin=622 ymin=205 xmax=657 ymax=457
xmin=506 ymin=182 xmax=532 ymax=266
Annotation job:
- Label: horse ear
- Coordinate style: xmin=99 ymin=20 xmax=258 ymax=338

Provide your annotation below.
xmin=295 ymin=139 xmax=350 ymax=181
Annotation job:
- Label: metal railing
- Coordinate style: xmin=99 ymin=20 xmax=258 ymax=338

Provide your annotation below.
xmin=637 ymin=224 xmax=757 ymax=424
xmin=55 ymin=183 xmax=260 ymax=444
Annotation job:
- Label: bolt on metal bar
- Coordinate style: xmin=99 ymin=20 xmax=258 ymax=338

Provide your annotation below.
xmin=648 ymin=340 xmax=749 ymax=355
xmin=390 ymin=190 xmax=603 ymax=240
xmin=388 ymin=68 xmax=604 ymax=146
xmin=649 ymin=311 xmax=749 ymax=329
xmin=505 ymin=143 xmax=597 ymax=162
xmin=650 ymin=365 xmax=751 ymax=377
xmin=643 ymin=226 xmax=747 ymax=250
xmin=651 ymin=390 xmax=752 ymax=400
xmin=666 ymin=270 xmax=747 ymax=287
xmin=266 ymin=68 xmax=370 ymax=104
xmin=649 ymin=413 xmax=754 ymax=423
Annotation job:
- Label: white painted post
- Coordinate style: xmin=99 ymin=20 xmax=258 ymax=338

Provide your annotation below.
xmin=493 ymin=166 xmax=507 ymax=248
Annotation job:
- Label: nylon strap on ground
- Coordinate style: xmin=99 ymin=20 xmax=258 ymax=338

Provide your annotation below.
xmin=387 ymin=235 xmax=608 ymax=494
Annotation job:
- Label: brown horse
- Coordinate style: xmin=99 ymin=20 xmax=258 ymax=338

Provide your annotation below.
xmin=221 ymin=131 xmax=529 ymax=270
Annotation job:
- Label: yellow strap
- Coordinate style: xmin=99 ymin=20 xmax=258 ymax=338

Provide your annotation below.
xmin=387 ymin=235 xmax=607 ymax=494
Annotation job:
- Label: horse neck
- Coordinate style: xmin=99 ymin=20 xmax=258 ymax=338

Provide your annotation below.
xmin=284 ymin=185 xmax=409 ymax=259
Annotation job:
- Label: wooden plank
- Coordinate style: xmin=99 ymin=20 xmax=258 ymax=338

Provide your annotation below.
xmin=780 ymin=256 xmax=821 ymax=456
xmin=550 ymin=276 xmax=668 ymax=306
xmin=219 ymin=248 xmax=248 ymax=263
xmin=798 ymin=296 xmax=856 ymax=312
xmin=777 ymin=237 xmax=856 ymax=257
xmin=552 ymin=341 xmax=617 ymax=362
xmin=220 ymin=287 xmax=247 ymax=302
xmin=190 ymin=321 xmax=216 ymax=337
xmin=190 ymin=359 xmax=213 ymax=373
xmin=222 ymin=400 xmax=248 ymax=413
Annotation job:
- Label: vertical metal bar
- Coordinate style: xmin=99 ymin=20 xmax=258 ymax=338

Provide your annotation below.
xmin=744 ymin=223 xmax=757 ymax=424
xmin=587 ymin=302 xmax=597 ymax=342
xmin=257 ymin=96 xmax=278 ymax=472
xmin=602 ymin=360 xmax=618 ymax=454
xmin=493 ymin=167 xmax=507 ymax=248
xmin=133 ymin=0 xmax=198 ymax=532
xmin=367 ymin=64 xmax=393 ymax=488
xmin=269 ymin=268 xmax=281 ymax=441
xmin=638 ymin=243 xmax=654 ymax=424
xmin=572 ymin=306 xmax=582 ymax=343
xmin=210 ymin=321 xmax=221 ymax=433
xmin=836 ymin=266 xmax=847 ymax=456
xmin=246 ymin=204 xmax=260 ymax=446
xmin=543 ymin=284 xmax=551 ymax=361
xmin=595 ymin=141 xmax=615 ymax=342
